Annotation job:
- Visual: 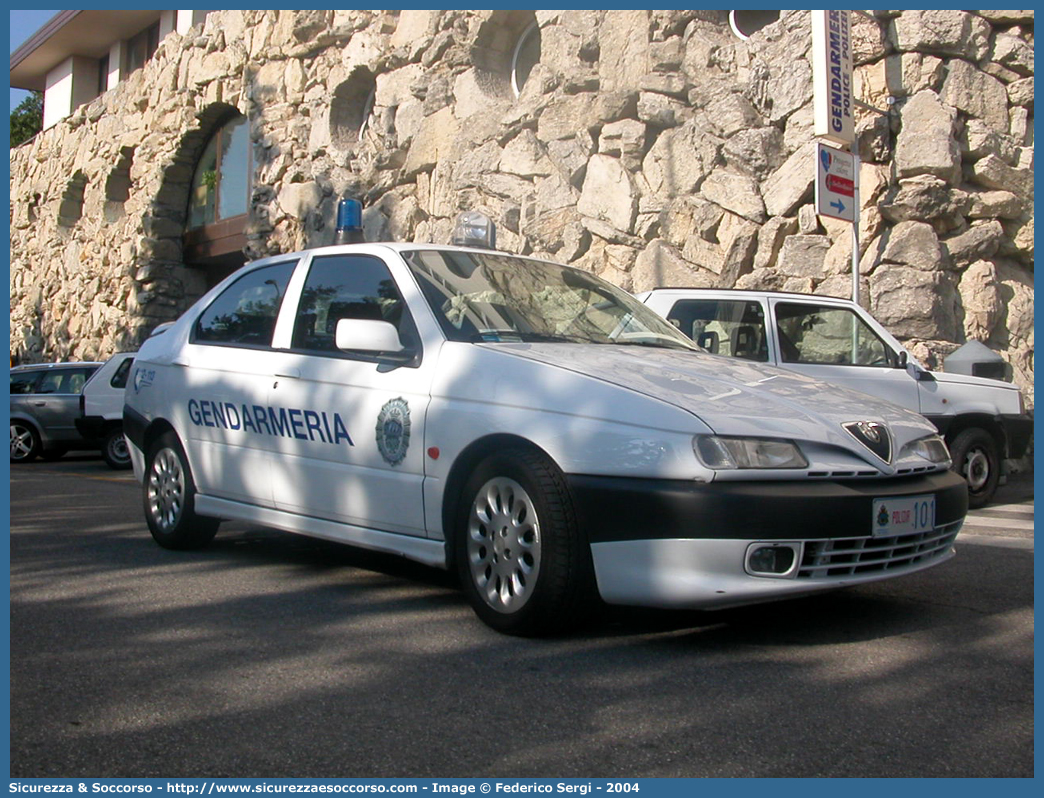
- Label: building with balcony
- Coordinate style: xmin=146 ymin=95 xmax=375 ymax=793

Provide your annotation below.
xmin=11 ymin=10 xmax=210 ymax=129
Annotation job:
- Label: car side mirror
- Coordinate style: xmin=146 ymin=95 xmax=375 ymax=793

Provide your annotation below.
xmin=904 ymin=356 xmax=936 ymax=382
xmin=335 ymin=319 xmax=406 ymax=355
xmin=897 ymin=350 xmax=908 ymax=369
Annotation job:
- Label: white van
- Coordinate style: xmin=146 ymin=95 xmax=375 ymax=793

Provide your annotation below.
xmin=639 ymin=289 xmax=1032 ymax=507
xmin=76 ymin=352 xmax=136 ymax=468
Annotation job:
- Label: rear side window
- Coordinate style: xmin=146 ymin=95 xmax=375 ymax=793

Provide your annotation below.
xmin=193 ymin=261 xmax=296 ymax=346
xmin=10 ymin=370 xmax=42 ymax=395
xmin=111 ymin=358 xmax=134 ymax=389
xmin=667 ymin=299 xmax=768 ymax=362
xmin=775 ymin=303 xmax=896 ymax=367
xmin=37 ymin=368 xmax=97 ymax=395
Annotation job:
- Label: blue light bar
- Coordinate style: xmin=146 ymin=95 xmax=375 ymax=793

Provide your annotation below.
xmin=334 ymin=197 xmax=364 ymax=244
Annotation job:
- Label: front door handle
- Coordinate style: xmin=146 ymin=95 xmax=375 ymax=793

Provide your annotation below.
xmin=274 ymin=369 xmax=301 ymax=379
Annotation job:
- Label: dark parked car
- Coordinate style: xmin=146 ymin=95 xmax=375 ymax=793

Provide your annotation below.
xmin=10 ymin=362 xmax=102 ymax=462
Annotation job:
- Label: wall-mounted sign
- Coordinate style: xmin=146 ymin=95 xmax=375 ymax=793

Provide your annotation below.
xmin=811 ymin=10 xmax=854 ymax=147
xmin=815 ymin=141 xmax=856 ymax=222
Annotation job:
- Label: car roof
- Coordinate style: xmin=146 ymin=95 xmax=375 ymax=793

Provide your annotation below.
xmin=11 ymin=361 xmax=103 ymax=372
xmin=646 ymin=287 xmax=858 ymax=304
xmin=243 ymin=242 xmax=550 ymax=271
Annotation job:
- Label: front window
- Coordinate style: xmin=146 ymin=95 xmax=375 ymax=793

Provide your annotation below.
xmin=291 ymin=254 xmax=419 ymax=356
xmin=188 ymin=115 xmax=250 ymax=229
xmin=10 ymin=371 xmax=43 ymax=395
xmin=402 ymin=250 xmax=698 ymax=351
xmin=665 ymin=299 xmax=768 ymax=362
xmin=775 ymin=303 xmax=897 ymax=367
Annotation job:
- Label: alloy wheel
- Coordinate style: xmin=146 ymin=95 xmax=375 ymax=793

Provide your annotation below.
xmin=466 ymin=476 xmax=542 ymax=614
xmin=147 ymin=447 xmax=186 ymax=533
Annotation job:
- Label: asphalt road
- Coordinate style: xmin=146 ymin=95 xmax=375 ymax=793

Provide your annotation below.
xmin=9 ymin=456 xmax=1034 ymax=778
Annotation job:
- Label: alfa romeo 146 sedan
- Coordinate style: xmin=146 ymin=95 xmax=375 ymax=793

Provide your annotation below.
xmin=124 ymin=221 xmax=966 ymax=635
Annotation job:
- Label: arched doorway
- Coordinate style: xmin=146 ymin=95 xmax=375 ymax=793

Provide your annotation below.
xmin=182 ymin=111 xmax=251 ymax=286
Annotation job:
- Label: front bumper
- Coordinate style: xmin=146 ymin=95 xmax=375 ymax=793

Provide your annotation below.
xmin=568 ymin=470 xmax=967 ymax=609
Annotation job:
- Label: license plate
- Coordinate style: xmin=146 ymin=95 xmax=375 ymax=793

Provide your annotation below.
xmin=872 ymin=495 xmax=936 ymax=537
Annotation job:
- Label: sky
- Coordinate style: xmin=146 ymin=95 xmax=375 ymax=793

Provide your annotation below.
xmin=10 ymin=9 xmax=60 ymax=112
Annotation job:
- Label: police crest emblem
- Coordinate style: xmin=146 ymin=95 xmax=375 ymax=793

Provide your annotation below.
xmin=877 ymin=505 xmax=890 ymax=528
xmin=376 ymin=398 xmax=411 ymax=465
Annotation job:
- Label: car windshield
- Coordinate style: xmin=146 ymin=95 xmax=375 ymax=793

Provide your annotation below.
xmin=402 ymin=249 xmax=699 ymax=351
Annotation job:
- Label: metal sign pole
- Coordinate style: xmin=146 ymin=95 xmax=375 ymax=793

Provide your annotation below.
xmin=851 ymin=151 xmax=860 ymax=305
xmin=850 ymin=152 xmax=861 ymax=360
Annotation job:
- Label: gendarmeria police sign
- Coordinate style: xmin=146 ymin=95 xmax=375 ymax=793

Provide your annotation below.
xmin=811 ymin=10 xmax=854 ymax=147
xmin=187 ymin=398 xmax=354 ymax=447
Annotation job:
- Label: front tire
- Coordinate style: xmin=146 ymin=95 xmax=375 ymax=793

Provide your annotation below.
xmin=10 ymin=422 xmax=40 ymax=463
xmin=949 ymin=427 xmax=1000 ymax=509
xmin=103 ymin=428 xmax=132 ymax=469
xmin=144 ymin=431 xmax=218 ymax=549
xmin=455 ymin=447 xmax=596 ymax=636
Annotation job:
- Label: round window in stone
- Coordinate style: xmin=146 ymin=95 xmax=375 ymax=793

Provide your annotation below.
xmin=188 ymin=114 xmax=250 ymax=229
xmin=470 ymin=10 xmax=540 ymax=101
xmin=511 ymin=21 xmax=541 ymax=98
xmin=728 ymin=10 xmax=780 ymax=40
xmin=331 ymin=69 xmax=378 ymax=149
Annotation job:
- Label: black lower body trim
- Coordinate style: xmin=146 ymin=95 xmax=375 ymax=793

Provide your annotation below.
xmin=123 ymin=405 xmax=149 ymax=452
xmin=73 ymin=415 xmax=106 ymax=443
xmin=568 ymin=470 xmax=968 ymax=543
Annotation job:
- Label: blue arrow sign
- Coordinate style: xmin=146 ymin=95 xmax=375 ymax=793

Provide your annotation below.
xmin=815 ymin=141 xmax=856 ymax=222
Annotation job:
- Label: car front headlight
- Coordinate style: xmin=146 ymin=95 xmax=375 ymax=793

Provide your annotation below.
xmin=902 ymin=434 xmax=950 ymax=464
xmin=694 ymin=435 xmax=808 ymax=470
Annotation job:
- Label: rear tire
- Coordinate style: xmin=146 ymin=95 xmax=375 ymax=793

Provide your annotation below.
xmin=103 ymin=428 xmax=132 ymax=469
xmin=144 ymin=431 xmax=219 ymax=550
xmin=949 ymin=427 xmax=1000 ymax=509
xmin=10 ymin=422 xmax=40 ymax=463
xmin=455 ymin=447 xmax=596 ymax=636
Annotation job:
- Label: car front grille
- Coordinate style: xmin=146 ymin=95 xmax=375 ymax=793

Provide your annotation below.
xmin=805 ymin=465 xmax=940 ymax=479
xmin=797 ymin=520 xmax=963 ymax=579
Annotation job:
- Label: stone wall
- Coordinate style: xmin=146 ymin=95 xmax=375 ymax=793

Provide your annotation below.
xmin=9 ymin=9 xmax=1034 ymax=406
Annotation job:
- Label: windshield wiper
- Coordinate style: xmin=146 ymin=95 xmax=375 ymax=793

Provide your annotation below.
xmin=612 ymin=338 xmax=696 ymax=351
xmin=470 ymin=331 xmax=597 ymax=344
xmin=519 ymin=332 xmax=596 ymax=344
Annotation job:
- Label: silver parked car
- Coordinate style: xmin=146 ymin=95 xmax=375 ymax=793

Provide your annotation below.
xmin=10 ymin=362 xmax=101 ymax=462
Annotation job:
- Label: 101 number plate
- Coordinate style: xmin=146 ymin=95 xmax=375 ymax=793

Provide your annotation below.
xmin=872 ymin=495 xmax=935 ymax=537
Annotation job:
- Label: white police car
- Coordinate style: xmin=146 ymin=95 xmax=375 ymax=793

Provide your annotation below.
xmin=125 ymin=212 xmax=967 ymax=635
